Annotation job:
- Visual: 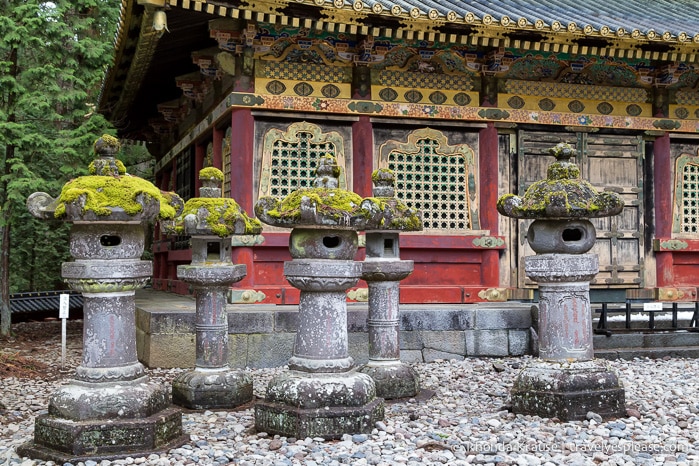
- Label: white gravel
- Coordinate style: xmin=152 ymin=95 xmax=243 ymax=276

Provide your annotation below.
xmin=2 ymin=322 xmax=699 ymax=466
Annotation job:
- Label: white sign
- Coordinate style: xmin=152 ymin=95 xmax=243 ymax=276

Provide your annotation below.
xmin=643 ymin=302 xmax=663 ymax=311
xmin=59 ymin=294 xmax=70 ymax=319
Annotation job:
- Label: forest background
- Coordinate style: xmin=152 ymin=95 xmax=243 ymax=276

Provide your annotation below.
xmin=0 ymin=0 xmax=150 ymax=335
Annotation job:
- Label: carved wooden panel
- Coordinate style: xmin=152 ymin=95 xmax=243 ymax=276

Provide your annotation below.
xmin=582 ymin=134 xmax=644 ymax=287
xmin=515 ymin=131 xmax=644 ymax=288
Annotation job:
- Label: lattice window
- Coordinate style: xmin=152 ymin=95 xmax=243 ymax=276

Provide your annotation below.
xmin=682 ymin=163 xmax=699 ymax=233
xmin=222 ymin=127 xmax=231 ymax=198
xmin=175 ymin=150 xmax=193 ymax=201
xmin=259 ymin=121 xmax=347 ymax=199
xmin=674 ymin=153 xmax=699 ymax=234
xmin=379 ymin=128 xmax=478 ymax=232
xmin=173 ymin=150 xmax=194 ymax=250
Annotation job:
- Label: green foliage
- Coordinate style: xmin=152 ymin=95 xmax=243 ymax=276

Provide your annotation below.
xmin=1 ymin=0 xmax=121 ymax=333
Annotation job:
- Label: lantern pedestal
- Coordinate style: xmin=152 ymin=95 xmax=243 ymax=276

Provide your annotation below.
xmin=510 ymin=254 xmax=625 ymax=421
xmin=171 ymin=262 xmax=252 ymax=409
xmin=18 ymin=257 xmax=187 ymax=462
xmin=359 ymin=256 xmax=419 ymax=400
xmin=255 ymin=256 xmax=384 ymax=439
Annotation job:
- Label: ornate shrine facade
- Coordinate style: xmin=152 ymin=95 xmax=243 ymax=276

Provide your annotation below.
xmin=99 ymin=0 xmax=699 ymax=304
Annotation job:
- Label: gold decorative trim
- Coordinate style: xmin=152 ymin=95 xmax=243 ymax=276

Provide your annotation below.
xmin=228 ymin=289 xmax=266 ymax=303
xmin=230 ymin=234 xmax=265 ymax=246
xmin=478 ymin=288 xmax=507 ymax=301
xmin=347 ymin=288 xmax=368 ymax=301
xmin=656 ymin=287 xmax=689 ymax=301
xmin=472 ymin=236 xmax=505 ymax=248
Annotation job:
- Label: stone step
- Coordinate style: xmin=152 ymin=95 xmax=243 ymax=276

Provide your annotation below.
xmin=595 ymin=345 xmax=699 ymax=360
xmin=593 ymin=331 xmax=699 ymax=349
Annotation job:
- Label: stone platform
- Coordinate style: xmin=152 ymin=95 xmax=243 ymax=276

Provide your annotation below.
xmin=135 ymin=289 xmax=534 ymax=369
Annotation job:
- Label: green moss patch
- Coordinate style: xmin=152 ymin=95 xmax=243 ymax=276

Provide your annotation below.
xmin=362 ymin=197 xmax=422 ymax=230
xmin=54 ymin=175 xmax=177 ymax=220
xmin=265 ymin=188 xmax=363 ymax=222
xmin=88 ymin=159 xmax=127 ymax=176
xmin=199 ymin=167 xmax=224 ymax=181
xmin=176 ymin=198 xmax=262 ymax=237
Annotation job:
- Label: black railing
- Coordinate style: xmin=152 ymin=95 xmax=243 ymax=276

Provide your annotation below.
xmin=9 ymin=291 xmax=83 ymax=314
xmin=594 ymin=302 xmax=699 ymax=335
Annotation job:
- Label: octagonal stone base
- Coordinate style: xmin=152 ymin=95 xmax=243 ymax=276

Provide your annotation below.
xmin=48 ymin=378 xmax=169 ymax=421
xmin=254 ymin=370 xmax=384 ymax=439
xmin=511 ymin=359 xmax=625 ymax=421
xmin=172 ymin=368 xmax=253 ymax=410
xmin=16 ymin=406 xmax=187 ymax=463
xmin=359 ymin=363 xmax=420 ymax=400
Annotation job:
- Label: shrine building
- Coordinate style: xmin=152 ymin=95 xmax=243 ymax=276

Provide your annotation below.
xmin=98 ymin=0 xmax=699 ymax=305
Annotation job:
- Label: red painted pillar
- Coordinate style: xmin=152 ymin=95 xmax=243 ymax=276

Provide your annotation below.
xmin=654 ymin=133 xmax=673 ymax=287
xmin=352 ymin=116 xmax=374 ymax=197
xmin=213 ymin=126 xmax=223 ymax=170
xmin=479 ymin=122 xmax=500 ymax=288
xmin=230 ymin=108 xmax=256 ymax=289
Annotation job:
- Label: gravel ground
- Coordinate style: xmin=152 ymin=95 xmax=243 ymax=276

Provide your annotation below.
xmin=2 ymin=322 xmax=699 ymax=466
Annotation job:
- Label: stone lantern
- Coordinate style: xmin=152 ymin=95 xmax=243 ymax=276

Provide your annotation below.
xmin=20 ymin=135 xmax=187 ymax=461
xmin=253 ymin=154 xmax=384 ymax=439
xmin=359 ymin=168 xmax=422 ymax=399
xmin=497 ymin=142 xmax=626 ymax=421
xmin=165 ymin=167 xmax=262 ymax=409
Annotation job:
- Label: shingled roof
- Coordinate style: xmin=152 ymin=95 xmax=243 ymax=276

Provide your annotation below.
xmin=350 ymin=0 xmax=699 ymax=42
xmin=98 ymin=0 xmax=699 ymax=145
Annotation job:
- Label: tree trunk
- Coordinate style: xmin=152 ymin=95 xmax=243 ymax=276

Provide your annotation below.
xmin=0 ymin=46 xmax=17 ymax=337
xmin=0 ymin=221 xmax=10 ymax=337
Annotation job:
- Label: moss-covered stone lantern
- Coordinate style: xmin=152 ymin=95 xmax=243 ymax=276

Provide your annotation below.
xmin=253 ymin=154 xmax=384 ymax=439
xmin=164 ymin=167 xmax=262 ymax=410
xmin=497 ymin=142 xmax=626 ymax=421
xmin=20 ymin=135 xmax=187 ymax=462
xmin=358 ymin=168 xmax=422 ymax=399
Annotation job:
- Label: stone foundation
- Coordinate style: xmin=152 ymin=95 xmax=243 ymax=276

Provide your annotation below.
xmin=171 ymin=369 xmax=253 ymax=410
xmin=16 ymin=407 xmax=187 ymax=463
xmin=254 ymin=369 xmax=384 ymax=439
xmin=510 ymin=360 xmax=626 ymax=421
xmin=135 ymin=291 xmax=534 ymax=368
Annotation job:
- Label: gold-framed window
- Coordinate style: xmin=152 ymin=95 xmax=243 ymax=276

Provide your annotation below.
xmin=258 ymin=121 xmax=347 ymax=199
xmin=378 ymin=128 xmax=478 ymax=232
xmin=674 ymin=151 xmax=699 ymax=235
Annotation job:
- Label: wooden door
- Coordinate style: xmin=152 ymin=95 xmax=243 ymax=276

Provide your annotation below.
xmin=515 ymin=130 xmax=644 ymax=288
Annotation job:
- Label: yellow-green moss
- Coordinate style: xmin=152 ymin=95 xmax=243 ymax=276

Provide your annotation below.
xmin=266 ymin=188 xmax=363 ymax=221
xmin=362 ymin=196 xmax=422 ymax=230
xmin=94 ymin=134 xmax=121 ymax=154
xmin=175 ymin=198 xmax=262 ymax=237
xmin=318 ymin=154 xmax=342 ymax=178
xmin=371 ymin=168 xmax=394 ymax=184
xmin=88 ymin=159 xmax=127 ymax=176
xmin=199 ymin=167 xmax=224 ymax=181
xmin=54 ymin=175 xmax=177 ymax=220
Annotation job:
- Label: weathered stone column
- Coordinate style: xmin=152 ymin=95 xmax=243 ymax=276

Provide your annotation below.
xmin=20 ymin=135 xmax=188 ymax=462
xmin=254 ymin=155 xmax=384 ymax=439
xmin=168 ymin=168 xmax=262 ymax=409
xmin=359 ymin=169 xmax=422 ymax=399
xmin=498 ymin=142 xmax=626 ymax=421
